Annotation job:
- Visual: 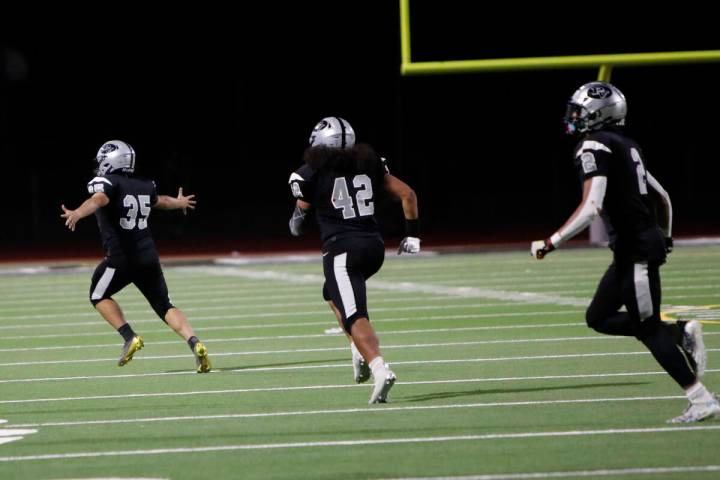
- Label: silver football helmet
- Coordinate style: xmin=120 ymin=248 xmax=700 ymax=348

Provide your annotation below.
xmin=95 ymin=140 xmax=136 ymax=176
xmin=564 ymin=81 xmax=627 ymax=134
xmin=308 ymin=117 xmax=355 ymax=148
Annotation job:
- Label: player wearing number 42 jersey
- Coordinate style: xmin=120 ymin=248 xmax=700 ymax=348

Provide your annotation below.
xmin=60 ymin=140 xmax=211 ymax=373
xmin=531 ymin=82 xmax=718 ymax=423
xmin=288 ymin=117 xmax=420 ymax=404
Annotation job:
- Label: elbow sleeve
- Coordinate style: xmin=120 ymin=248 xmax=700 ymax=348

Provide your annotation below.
xmin=289 ymin=205 xmax=308 ymax=237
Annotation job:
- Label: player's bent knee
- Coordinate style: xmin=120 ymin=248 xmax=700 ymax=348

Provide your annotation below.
xmin=634 ymin=317 xmax=661 ymax=340
xmin=342 ymin=312 xmax=364 ymax=334
xmin=154 ymin=302 xmax=175 ymax=323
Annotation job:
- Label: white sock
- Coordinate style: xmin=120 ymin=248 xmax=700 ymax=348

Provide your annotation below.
xmin=350 ymin=342 xmax=362 ymax=359
xmin=686 ymin=382 xmax=714 ymax=404
xmin=369 ymin=356 xmax=388 ymax=379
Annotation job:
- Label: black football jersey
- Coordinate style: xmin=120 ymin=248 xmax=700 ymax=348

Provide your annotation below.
xmin=289 ymin=149 xmax=389 ymax=243
xmin=86 ymin=174 xmax=158 ymax=257
xmin=574 ymin=129 xmax=665 ymax=262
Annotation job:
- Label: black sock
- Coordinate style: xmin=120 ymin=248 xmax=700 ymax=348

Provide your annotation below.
xmin=118 ymin=324 xmax=136 ymax=342
xmin=640 ymin=322 xmax=697 ymax=387
xmin=187 ymin=336 xmax=199 ymax=352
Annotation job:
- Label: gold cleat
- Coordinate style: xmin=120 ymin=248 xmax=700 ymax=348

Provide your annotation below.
xmin=194 ymin=341 xmax=211 ymax=373
xmin=118 ymin=335 xmax=144 ymax=367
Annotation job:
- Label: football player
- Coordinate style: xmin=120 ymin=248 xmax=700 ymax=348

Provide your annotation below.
xmin=288 ymin=117 xmax=420 ymax=403
xmin=531 ymin=82 xmax=718 ymax=422
xmin=60 ymin=140 xmax=211 ymax=373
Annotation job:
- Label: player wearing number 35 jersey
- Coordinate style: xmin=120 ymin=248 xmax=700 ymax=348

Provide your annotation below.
xmin=288 ymin=117 xmax=420 ymax=404
xmin=531 ymin=82 xmax=718 ymax=423
xmin=60 ymin=140 xmax=211 ymax=373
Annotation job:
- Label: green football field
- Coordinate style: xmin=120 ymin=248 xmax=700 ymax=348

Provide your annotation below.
xmin=1 ymin=245 xmax=719 ymax=480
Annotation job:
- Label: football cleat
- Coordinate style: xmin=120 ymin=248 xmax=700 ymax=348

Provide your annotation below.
xmin=118 ymin=335 xmax=144 ymax=367
xmin=369 ymin=369 xmax=397 ymax=404
xmin=668 ymin=394 xmax=720 ymax=423
xmin=682 ymin=320 xmax=707 ymax=378
xmin=353 ymin=350 xmax=371 ymax=384
xmin=194 ymin=341 xmax=211 ymax=373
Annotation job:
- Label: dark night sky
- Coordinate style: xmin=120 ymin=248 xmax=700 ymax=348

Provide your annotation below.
xmin=2 ymin=3 xmax=719 ymax=253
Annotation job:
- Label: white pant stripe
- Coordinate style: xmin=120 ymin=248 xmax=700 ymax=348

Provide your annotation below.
xmin=91 ymin=267 xmax=116 ymax=300
xmin=633 ymin=262 xmax=653 ymax=320
xmin=333 ymin=253 xmax=357 ymax=318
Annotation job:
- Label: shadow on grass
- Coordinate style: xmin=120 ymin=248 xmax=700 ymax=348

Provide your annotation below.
xmin=163 ymin=357 xmax=348 ymax=374
xmin=397 ymin=381 xmax=650 ymax=403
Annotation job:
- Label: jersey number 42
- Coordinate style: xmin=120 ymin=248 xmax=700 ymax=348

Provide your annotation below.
xmin=331 ymin=175 xmax=374 ymax=219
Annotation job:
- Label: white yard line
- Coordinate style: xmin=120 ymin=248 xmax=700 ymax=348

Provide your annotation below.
xmin=6 ymin=356 xmax=695 ymax=386
xmin=10 ymin=394 xmax=686 ymax=428
xmin=192 ymin=267 xmax=590 ymax=307
xmin=0 ymin=322 xmax=589 ymax=353
xmin=0 ymin=309 xmax=582 ymax=330
xmin=0 ymin=336 xmax=645 ymax=368
xmin=380 ymin=465 xmax=720 ymax=480
xmin=2 ymin=367 xmax=717 ymax=405
xmin=1 ymin=425 xmax=719 ymax=462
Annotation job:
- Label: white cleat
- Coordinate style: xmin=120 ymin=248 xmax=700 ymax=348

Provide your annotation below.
xmin=369 ymin=370 xmax=396 ymax=404
xmin=683 ymin=320 xmax=707 ymax=378
xmin=353 ymin=351 xmax=371 ymax=384
xmin=668 ymin=395 xmax=720 ymax=423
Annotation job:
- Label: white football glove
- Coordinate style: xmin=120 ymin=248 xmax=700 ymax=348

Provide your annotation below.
xmin=398 ymin=237 xmax=421 ymax=255
xmin=530 ymin=239 xmax=554 ymax=260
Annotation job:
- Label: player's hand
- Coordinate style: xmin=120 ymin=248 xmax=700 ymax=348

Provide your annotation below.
xmin=176 ymin=187 xmax=196 ymax=215
xmin=665 ymin=237 xmax=674 ymax=254
xmin=60 ymin=204 xmax=80 ymax=232
xmin=530 ymin=239 xmax=555 ymax=260
xmin=398 ymin=237 xmax=421 ymax=255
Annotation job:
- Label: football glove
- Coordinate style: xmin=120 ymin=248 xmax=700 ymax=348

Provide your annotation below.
xmin=398 ymin=237 xmax=421 ymax=255
xmin=665 ymin=237 xmax=674 ymax=254
xmin=289 ymin=205 xmax=308 ymax=237
xmin=530 ymin=239 xmax=555 ymax=260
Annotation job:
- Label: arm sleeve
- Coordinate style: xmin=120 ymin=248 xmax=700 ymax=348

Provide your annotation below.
xmin=550 ymin=176 xmax=607 ymax=247
xmin=150 ymin=181 xmax=158 ymax=206
xmin=86 ymin=176 xmax=115 ymax=199
xmin=647 ymin=171 xmax=672 ymax=237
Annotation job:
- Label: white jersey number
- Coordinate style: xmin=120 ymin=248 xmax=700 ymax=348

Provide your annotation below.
xmin=331 ymin=175 xmax=375 ymax=219
xmin=119 ymin=194 xmax=152 ymax=230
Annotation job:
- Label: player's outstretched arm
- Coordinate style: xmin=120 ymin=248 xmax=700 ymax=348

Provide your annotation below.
xmin=383 ymin=174 xmax=420 ymax=254
xmin=60 ymin=192 xmax=110 ymax=231
xmin=154 ymin=187 xmax=196 ymax=215
xmin=531 ymin=176 xmax=607 ymax=259
xmin=289 ymin=199 xmax=311 ymax=237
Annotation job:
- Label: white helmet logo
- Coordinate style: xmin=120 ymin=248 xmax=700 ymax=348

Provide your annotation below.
xmin=588 ymin=86 xmax=611 ymax=99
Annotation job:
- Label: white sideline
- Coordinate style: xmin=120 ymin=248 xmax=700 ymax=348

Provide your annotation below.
xmin=11 ymin=394 xmax=686 ymax=429
xmin=1 ymin=425 xmax=719 ymax=463
xmin=380 ymin=465 xmax=720 ymax=480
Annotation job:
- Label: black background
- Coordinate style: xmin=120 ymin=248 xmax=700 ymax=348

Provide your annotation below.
xmin=3 ymin=3 xmax=719 ymax=255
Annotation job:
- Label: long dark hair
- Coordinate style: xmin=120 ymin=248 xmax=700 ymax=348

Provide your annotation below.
xmin=303 ymin=143 xmax=381 ymax=179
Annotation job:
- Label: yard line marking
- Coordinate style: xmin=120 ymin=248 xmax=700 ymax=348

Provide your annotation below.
xmin=193 ymin=266 xmax=590 ymax=306
xmin=1 ymin=425 xmax=719 ymax=462
xmin=11 ymin=394 xmax=687 ymax=428
xmin=380 ymin=465 xmax=720 ymax=480
xmin=0 ymin=309 xmax=582 ymax=329
xmin=6 ymin=362 xmax=708 ymax=387
xmin=1 ymin=313 xmax=584 ymax=340
xmin=0 ymin=336 xmax=648 ymax=367
xmin=3 ymin=367 xmax=717 ymax=405
xmin=0 ymin=322 xmax=590 ymax=353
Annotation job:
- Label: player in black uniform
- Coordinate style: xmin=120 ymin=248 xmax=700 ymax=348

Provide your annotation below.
xmin=60 ymin=140 xmax=211 ymax=373
xmin=288 ymin=117 xmax=420 ymax=403
xmin=531 ymin=82 xmax=718 ymax=422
